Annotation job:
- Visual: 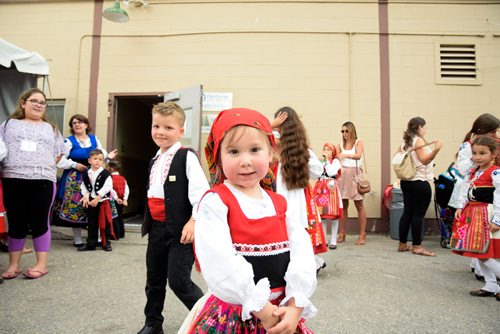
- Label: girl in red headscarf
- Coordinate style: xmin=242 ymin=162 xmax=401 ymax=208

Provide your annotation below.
xmin=186 ymin=108 xmax=317 ymax=333
xmin=313 ymin=143 xmax=343 ymax=250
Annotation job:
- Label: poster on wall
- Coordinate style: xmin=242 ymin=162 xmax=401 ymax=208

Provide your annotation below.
xmin=202 ymin=92 xmax=233 ymax=133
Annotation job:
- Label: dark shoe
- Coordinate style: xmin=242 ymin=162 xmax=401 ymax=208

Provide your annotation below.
xmin=137 ymin=325 xmax=164 ymax=334
xmin=0 ymin=242 xmax=8 ymax=252
xmin=316 ymin=262 xmax=326 ymax=275
xmin=469 ymin=289 xmax=496 ymax=297
xmin=329 ymin=244 xmax=337 ymax=250
xmin=77 ymin=244 xmax=96 ymax=252
xmin=102 ymin=243 xmax=112 ymax=252
xmin=73 ymin=242 xmax=84 ymax=248
xmin=475 ymin=274 xmax=485 ymax=282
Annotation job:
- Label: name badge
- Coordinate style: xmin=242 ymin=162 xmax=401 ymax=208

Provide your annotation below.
xmin=20 ymin=140 xmax=37 ymax=152
xmin=169 ymin=175 xmax=176 ymax=182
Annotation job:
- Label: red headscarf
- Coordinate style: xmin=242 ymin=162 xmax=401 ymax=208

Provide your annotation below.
xmin=205 ymin=108 xmax=275 ymax=189
xmin=323 ymin=142 xmax=337 ymax=162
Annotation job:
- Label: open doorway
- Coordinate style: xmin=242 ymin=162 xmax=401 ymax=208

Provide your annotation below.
xmin=108 ymin=94 xmax=163 ymax=222
xmin=107 ymin=86 xmax=203 ymax=224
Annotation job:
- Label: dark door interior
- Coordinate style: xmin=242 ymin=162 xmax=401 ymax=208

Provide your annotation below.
xmin=114 ymin=95 xmax=163 ymax=221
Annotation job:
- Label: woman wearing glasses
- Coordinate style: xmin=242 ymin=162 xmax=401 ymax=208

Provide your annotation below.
xmin=0 ymin=88 xmax=65 ymax=279
xmin=336 ymin=121 xmax=367 ymax=245
xmin=53 ymin=114 xmax=117 ymax=248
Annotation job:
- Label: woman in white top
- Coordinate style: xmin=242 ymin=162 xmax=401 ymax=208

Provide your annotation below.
xmin=397 ymin=117 xmax=442 ymax=256
xmin=336 ymin=121 xmax=368 ymax=245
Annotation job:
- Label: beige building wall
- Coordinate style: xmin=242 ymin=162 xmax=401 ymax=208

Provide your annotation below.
xmin=1 ymin=0 xmax=499 ymax=222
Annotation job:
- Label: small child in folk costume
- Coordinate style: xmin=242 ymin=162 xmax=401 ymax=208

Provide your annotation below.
xmin=450 ymin=136 xmax=500 ymax=300
xmin=185 ymin=108 xmax=317 ymax=333
xmin=448 ymin=113 xmax=499 ymax=278
xmin=78 ymin=149 xmax=115 ymax=251
xmin=313 ymin=143 xmax=343 ymax=250
xmin=108 ymin=160 xmax=129 ymax=239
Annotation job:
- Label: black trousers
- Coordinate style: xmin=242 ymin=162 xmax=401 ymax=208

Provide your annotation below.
xmin=144 ymin=221 xmax=203 ymax=326
xmin=86 ymin=201 xmax=112 ymax=247
xmin=3 ymin=178 xmax=54 ymax=239
xmin=115 ymin=203 xmax=125 ymax=238
xmin=399 ymin=180 xmax=432 ymax=245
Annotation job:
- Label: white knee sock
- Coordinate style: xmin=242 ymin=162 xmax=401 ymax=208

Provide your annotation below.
xmin=478 ymin=259 xmax=500 ymax=293
xmin=331 ymin=220 xmax=339 ymax=245
xmin=322 ymin=220 xmax=328 ymax=237
xmin=72 ymin=227 xmax=82 ymax=244
xmin=315 ymin=255 xmax=325 ymax=270
xmin=471 ymin=258 xmax=483 ymax=276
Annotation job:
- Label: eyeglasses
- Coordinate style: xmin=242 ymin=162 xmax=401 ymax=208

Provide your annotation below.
xmin=341 ymin=130 xmax=348 ymax=134
xmin=272 ymin=130 xmax=281 ymax=139
xmin=27 ymin=99 xmax=47 ymax=107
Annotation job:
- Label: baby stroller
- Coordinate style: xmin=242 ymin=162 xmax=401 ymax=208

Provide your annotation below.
xmin=433 ymin=163 xmax=460 ymax=248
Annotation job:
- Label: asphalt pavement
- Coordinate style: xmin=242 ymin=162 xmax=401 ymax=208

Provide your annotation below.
xmin=1 ymin=226 xmax=499 ymax=333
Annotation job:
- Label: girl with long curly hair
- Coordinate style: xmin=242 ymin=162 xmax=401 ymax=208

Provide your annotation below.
xmin=272 ymin=106 xmax=327 ymax=274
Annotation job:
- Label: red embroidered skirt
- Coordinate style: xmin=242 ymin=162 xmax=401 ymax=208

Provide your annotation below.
xmin=450 ymin=202 xmax=500 ymax=258
xmin=312 ymin=178 xmax=342 ymax=219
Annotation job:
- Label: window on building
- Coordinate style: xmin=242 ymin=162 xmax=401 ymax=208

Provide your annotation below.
xmin=435 ymin=43 xmax=481 ymax=85
xmin=45 ymin=99 xmax=65 ymax=133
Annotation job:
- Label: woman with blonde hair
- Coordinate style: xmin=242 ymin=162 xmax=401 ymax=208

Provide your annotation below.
xmin=336 ymin=121 xmax=367 ymax=245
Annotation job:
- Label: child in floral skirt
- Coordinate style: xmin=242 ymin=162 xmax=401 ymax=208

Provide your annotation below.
xmin=313 ymin=143 xmax=343 ymax=250
xmin=186 ymin=108 xmax=317 ymax=333
xmin=450 ymin=136 xmax=500 ymax=300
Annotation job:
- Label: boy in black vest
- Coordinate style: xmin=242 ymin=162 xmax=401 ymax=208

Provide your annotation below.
xmin=137 ymin=102 xmax=209 ymax=334
xmin=78 ymin=149 xmax=114 ymax=252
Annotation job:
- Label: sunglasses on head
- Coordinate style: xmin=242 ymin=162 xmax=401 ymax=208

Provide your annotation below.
xmin=341 ymin=130 xmax=348 ymax=133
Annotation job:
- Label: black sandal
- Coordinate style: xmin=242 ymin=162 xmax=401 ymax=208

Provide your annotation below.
xmin=469 ymin=289 xmax=496 ymax=297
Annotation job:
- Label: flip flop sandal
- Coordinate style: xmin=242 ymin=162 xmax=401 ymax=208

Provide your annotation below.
xmin=1 ymin=269 xmax=22 ymax=280
xmin=23 ymin=268 xmax=48 ymax=279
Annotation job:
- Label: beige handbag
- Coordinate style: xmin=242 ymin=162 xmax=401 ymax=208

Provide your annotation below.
xmin=392 ymin=142 xmax=434 ymax=180
xmin=356 ymin=153 xmax=371 ymax=195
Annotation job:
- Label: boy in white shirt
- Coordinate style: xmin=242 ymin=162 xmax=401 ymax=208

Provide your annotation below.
xmin=78 ymin=149 xmax=114 ymax=252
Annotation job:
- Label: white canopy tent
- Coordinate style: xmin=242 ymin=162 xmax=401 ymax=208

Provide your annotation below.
xmin=0 ymin=38 xmax=49 ymax=121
